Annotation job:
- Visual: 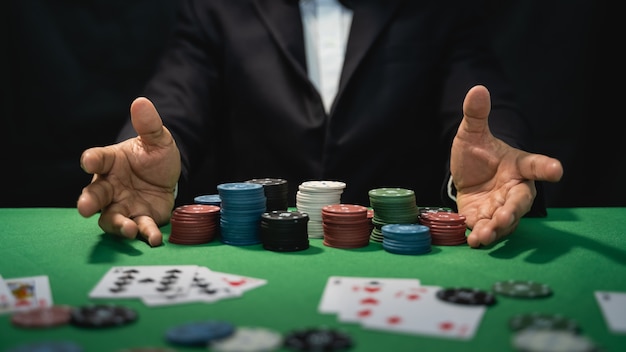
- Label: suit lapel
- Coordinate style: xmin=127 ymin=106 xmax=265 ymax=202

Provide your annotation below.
xmin=337 ymin=0 xmax=404 ymax=103
xmin=253 ymin=0 xmax=308 ymax=80
xmin=253 ymin=0 xmax=405 ymax=113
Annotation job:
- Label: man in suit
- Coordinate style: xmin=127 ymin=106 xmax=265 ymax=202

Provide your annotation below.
xmin=76 ymin=0 xmax=563 ymax=248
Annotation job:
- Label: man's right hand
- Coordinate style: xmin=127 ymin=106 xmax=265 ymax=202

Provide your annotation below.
xmin=77 ymin=97 xmax=182 ymax=247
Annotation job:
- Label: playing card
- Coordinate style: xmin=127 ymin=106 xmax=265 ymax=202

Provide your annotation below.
xmin=3 ymin=275 xmax=52 ymax=312
xmin=208 ymin=270 xmax=268 ymax=294
xmin=361 ymin=285 xmax=485 ymax=340
xmin=595 ymin=291 xmax=626 ymax=334
xmin=318 ymin=276 xmax=420 ymax=314
xmin=337 ymin=278 xmax=423 ymax=323
xmin=141 ymin=266 xmax=242 ymax=306
xmin=0 ymin=274 xmax=18 ymax=314
xmin=140 ymin=267 xmax=267 ymax=307
xmin=89 ymin=265 xmax=199 ymax=299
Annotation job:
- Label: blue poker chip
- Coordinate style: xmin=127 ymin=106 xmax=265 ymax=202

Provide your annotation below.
xmin=216 ymin=182 xmax=267 ymax=246
xmin=194 ymin=194 xmax=222 ymax=205
xmin=381 ymin=223 xmax=431 ymax=255
xmin=165 ymin=320 xmax=236 ymax=346
xmin=217 ymin=182 xmax=264 ymax=193
xmin=382 ymin=241 xmax=431 ymax=255
xmin=381 ymin=224 xmax=430 ymax=235
xmin=6 ymin=341 xmax=83 ymax=352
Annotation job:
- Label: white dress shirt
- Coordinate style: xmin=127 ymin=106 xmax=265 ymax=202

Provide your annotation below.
xmin=300 ymin=0 xmax=353 ymax=113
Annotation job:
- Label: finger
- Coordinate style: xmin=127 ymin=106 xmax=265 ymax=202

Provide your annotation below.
xmin=80 ymin=146 xmax=118 ymax=176
xmin=466 ymin=184 xmax=531 ymax=248
xmin=466 ymin=209 xmax=515 ymax=248
xmin=97 ymin=211 xmax=139 ymax=239
xmin=466 ymin=218 xmax=497 ymax=248
xmin=130 ymin=97 xmax=171 ymax=148
xmin=77 ymin=146 xmax=118 ymax=218
xmin=460 ymin=85 xmax=491 ymax=134
xmin=76 ymin=178 xmax=114 ymax=218
xmin=134 ymin=215 xmax=164 ymax=247
xmin=517 ymin=153 xmax=564 ymax=183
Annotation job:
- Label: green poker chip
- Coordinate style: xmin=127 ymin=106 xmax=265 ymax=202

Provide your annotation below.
xmin=508 ymin=312 xmax=580 ymax=333
xmin=368 ymin=188 xmax=419 ymax=225
xmin=368 ymin=187 xmax=415 ymax=198
xmin=492 ymin=280 xmax=552 ymax=298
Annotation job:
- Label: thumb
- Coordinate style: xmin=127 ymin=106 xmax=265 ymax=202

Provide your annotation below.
xmin=460 ymin=85 xmax=491 ymax=134
xmin=130 ymin=97 xmax=169 ymax=147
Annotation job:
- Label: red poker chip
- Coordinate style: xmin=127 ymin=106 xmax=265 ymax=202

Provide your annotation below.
xmin=322 ymin=204 xmax=368 ymax=214
xmin=323 ymin=240 xmax=370 ymax=249
xmin=169 ymin=203 xmax=221 ymax=245
xmin=175 ymin=204 xmax=221 ymax=214
xmin=11 ymin=305 xmax=73 ymax=328
xmin=420 ymin=211 xmax=466 ymax=223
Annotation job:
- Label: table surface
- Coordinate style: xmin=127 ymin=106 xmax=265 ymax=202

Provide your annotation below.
xmin=1 ymin=207 xmax=625 ymax=351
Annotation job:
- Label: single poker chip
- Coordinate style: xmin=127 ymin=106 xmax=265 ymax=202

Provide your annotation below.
xmin=165 ymin=320 xmax=235 ymax=347
xmin=11 ymin=305 xmax=73 ymax=328
xmin=70 ymin=304 xmax=138 ymax=328
xmin=284 ymin=327 xmax=353 ymax=351
xmin=508 ymin=312 xmax=580 ymax=333
xmin=511 ymin=329 xmax=598 ymax=352
xmin=436 ymin=287 xmax=497 ymax=306
xmin=5 ymin=341 xmax=83 ymax=352
xmin=299 ymin=180 xmax=346 ymax=192
xmin=492 ymin=280 xmax=552 ymax=298
xmin=210 ymin=326 xmax=283 ymax=352
xmin=194 ymin=194 xmax=222 ymax=205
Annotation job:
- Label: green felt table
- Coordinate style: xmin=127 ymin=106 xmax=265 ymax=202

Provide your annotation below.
xmin=1 ymin=207 xmax=625 ymax=351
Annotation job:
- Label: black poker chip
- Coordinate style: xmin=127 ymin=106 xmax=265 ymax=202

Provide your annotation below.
xmin=260 ymin=210 xmax=310 ymax=252
xmin=245 ymin=178 xmax=289 ymax=211
xmin=70 ymin=304 xmax=138 ymax=328
xmin=436 ymin=287 xmax=497 ymax=306
xmin=284 ymin=327 xmax=353 ymax=351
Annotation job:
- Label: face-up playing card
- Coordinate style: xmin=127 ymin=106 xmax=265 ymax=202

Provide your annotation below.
xmin=336 ymin=279 xmax=423 ymax=323
xmin=318 ymin=276 xmax=421 ymax=315
xmin=89 ymin=265 xmax=199 ymax=299
xmin=360 ymin=285 xmax=485 ymax=340
xmin=208 ymin=270 xmax=268 ymax=294
xmin=2 ymin=275 xmax=52 ymax=312
xmin=141 ymin=267 xmax=249 ymax=307
xmin=595 ymin=291 xmax=626 ymax=334
xmin=0 ymin=274 xmax=18 ymax=314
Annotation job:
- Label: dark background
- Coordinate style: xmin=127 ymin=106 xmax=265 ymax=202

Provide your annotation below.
xmin=1 ymin=0 xmax=618 ymax=208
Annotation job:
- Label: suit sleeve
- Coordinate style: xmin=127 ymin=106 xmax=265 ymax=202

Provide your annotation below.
xmin=436 ymin=1 xmax=547 ymax=216
xmin=117 ymin=0 xmax=222 ymax=181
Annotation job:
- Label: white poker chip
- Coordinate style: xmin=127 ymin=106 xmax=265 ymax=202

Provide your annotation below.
xmin=299 ymin=181 xmax=346 ymax=192
xmin=511 ymin=329 xmax=597 ymax=352
xmin=209 ymin=326 xmax=283 ymax=352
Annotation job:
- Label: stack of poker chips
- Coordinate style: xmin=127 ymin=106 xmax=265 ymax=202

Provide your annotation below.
xmin=368 ymin=188 xmax=420 ymax=242
xmin=295 ymin=180 xmax=346 ymax=238
xmin=245 ymin=178 xmax=289 ymax=211
xmin=260 ymin=210 xmax=310 ymax=252
xmin=169 ymin=204 xmax=221 ymax=245
xmin=321 ymin=204 xmax=371 ymax=249
xmin=418 ymin=210 xmax=467 ymax=245
xmin=381 ymin=223 xmax=431 ymax=255
xmin=217 ymin=182 xmax=267 ymax=246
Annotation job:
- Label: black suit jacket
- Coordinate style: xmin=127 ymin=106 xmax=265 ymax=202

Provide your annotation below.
xmin=121 ymin=0 xmax=544 ymax=214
